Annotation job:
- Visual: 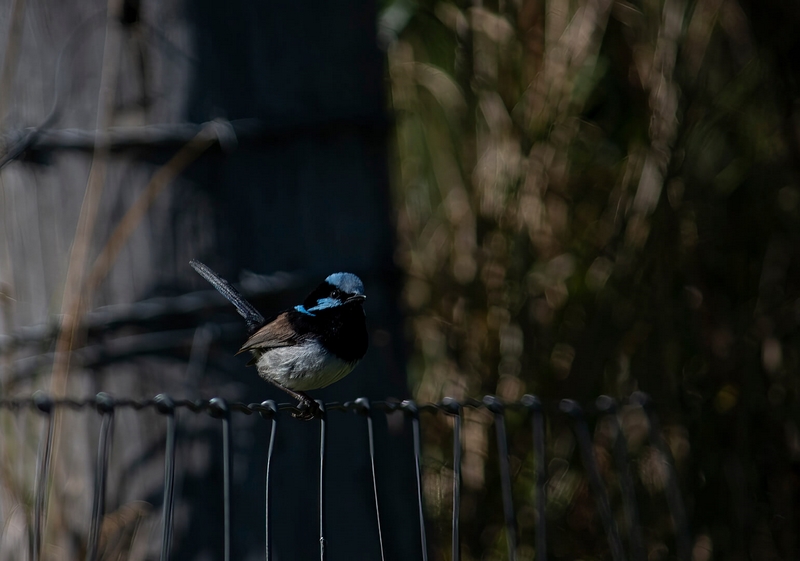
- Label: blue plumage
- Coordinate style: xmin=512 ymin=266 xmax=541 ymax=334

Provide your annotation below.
xmin=190 ymin=260 xmax=368 ymax=419
xmin=324 ymin=272 xmax=365 ymax=296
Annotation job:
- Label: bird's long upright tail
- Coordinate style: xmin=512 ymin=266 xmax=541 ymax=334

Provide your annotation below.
xmin=190 ymin=260 xmax=265 ymax=334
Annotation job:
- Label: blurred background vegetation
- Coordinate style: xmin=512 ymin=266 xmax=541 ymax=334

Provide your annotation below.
xmin=385 ymin=0 xmax=800 ymax=559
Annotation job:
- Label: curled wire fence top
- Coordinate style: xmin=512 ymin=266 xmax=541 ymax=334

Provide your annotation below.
xmin=6 ymin=387 xmax=684 ymax=561
xmin=0 ymin=391 xmax=656 ymax=419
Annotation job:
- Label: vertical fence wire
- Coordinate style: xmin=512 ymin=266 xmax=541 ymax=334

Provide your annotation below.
xmin=403 ymin=400 xmax=429 ymax=561
xmin=259 ymin=401 xmax=278 ymax=561
xmin=209 ymin=398 xmax=232 ymax=561
xmin=523 ymin=395 xmax=548 ymax=561
xmin=633 ymin=393 xmax=691 ymax=561
xmin=0 ymin=394 xmax=695 ymax=561
xmin=222 ymin=404 xmax=233 ymax=561
xmin=155 ymin=395 xmax=177 ymax=561
xmin=32 ymin=393 xmax=54 ymax=561
xmin=86 ymin=393 xmax=115 ymax=561
xmin=484 ymin=396 xmax=517 ymax=561
xmin=356 ymin=398 xmax=386 ymax=561
xmin=318 ymin=401 xmax=327 ymax=561
xmin=560 ymin=400 xmax=626 ymax=561
xmin=597 ymin=396 xmax=645 ymax=561
xmin=441 ymin=398 xmax=461 ymax=561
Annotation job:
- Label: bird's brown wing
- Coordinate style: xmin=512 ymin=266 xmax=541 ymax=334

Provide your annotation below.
xmin=236 ymin=313 xmax=301 ymax=357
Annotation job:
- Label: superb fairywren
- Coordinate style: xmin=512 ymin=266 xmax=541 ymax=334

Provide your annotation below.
xmin=190 ymin=260 xmax=368 ymax=419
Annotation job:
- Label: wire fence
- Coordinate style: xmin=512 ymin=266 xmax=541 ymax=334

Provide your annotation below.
xmin=0 ymin=391 xmax=690 ymax=561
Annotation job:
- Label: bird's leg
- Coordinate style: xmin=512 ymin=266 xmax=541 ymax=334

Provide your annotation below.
xmin=269 ymin=382 xmax=320 ymax=420
xmin=291 ymin=391 xmax=321 ymax=420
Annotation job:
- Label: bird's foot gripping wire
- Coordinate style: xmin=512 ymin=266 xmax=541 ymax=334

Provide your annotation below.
xmin=291 ymin=396 xmax=321 ymax=420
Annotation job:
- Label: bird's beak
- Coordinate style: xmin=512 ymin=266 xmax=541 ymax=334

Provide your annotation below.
xmin=346 ymin=294 xmax=367 ymax=304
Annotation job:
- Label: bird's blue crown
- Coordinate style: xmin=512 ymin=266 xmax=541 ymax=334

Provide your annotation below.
xmin=325 ymin=272 xmax=365 ymax=296
xmin=294 ymin=272 xmax=365 ymax=316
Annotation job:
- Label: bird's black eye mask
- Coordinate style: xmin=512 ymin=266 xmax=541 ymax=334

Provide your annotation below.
xmin=295 ymin=282 xmax=362 ymax=316
xmin=301 ymin=282 xmax=341 ymax=310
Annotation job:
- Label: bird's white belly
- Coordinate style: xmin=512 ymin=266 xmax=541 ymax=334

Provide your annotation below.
xmin=254 ymin=340 xmax=357 ymax=391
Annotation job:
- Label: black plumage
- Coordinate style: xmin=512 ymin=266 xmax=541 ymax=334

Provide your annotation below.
xmin=190 ymin=261 xmax=368 ymax=419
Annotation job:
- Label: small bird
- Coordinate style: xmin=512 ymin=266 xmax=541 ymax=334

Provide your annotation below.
xmin=190 ymin=260 xmax=368 ymax=419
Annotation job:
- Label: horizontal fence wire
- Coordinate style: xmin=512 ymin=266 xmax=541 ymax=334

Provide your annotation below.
xmin=0 ymin=391 xmax=691 ymax=561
